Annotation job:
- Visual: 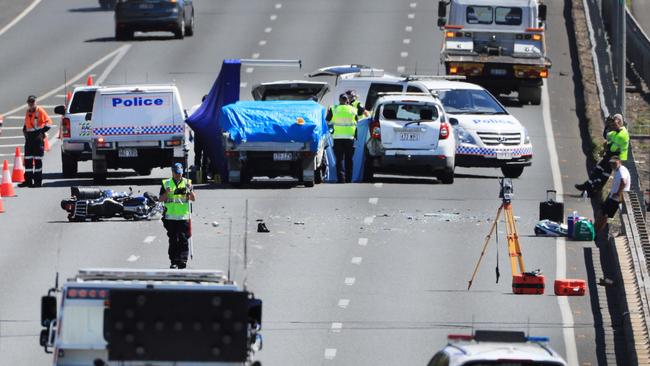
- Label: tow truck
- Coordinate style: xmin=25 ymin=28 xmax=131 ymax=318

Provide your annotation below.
xmin=437 ymin=0 xmax=551 ymax=105
xmin=39 ymin=269 xmax=263 ymax=366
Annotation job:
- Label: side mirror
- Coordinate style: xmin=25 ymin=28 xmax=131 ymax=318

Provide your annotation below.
xmin=54 ymin=105 xmax=66 ymax=115
xmin=438 ymin=1 xmax=447 ymax=18
xmin=41 ymin=296 xmax=57 ymax=327
xmin=248 ymin=297 xmax=263 ymax=328
xmin=437 ymin=18 xmax=447 ymax=28
xmin=538 ymin=4 xmax=547 ymax=22
xmin=85 ymin=112 xmax=92 ymax=121
xmin=449 ymin=117 xmax=459 ymax=126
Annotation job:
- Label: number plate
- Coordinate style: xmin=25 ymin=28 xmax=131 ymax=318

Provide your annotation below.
xmin=118 ymin=148 xmax=138 ymax=158
xmin=490 ymin=68 xmax=507 ymax=76
xmin=139 ymin=3 xmax=154 ymax=9
xmin=273 ymin=152 xmax=294 ymax=161
xmin=399 ymin=132 xmax=421 ymax=141
xmin=496 ymin=151 xmax=513 ymax=160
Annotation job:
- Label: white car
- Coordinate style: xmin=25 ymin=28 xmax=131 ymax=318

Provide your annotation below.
xmin=363 ymin=93 xmax=456 ymax=184
xmin=428 ymin=331 xmax=568 ymax=366
xmin=311 ymin=65 xmax=532 ymax=178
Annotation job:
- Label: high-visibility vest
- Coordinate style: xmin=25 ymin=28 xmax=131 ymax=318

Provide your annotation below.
xmin=330 ymin=104 xmax=357 ymax=139
xmin=163 ymin=178 xmax=191 ymax=220
xmin=351 ymin=100 xmax=364 ymax=117
xmin=24 ymin=106 xmax=52 ymax=132
xmin=607 ymin=127 xmax=629 ymax=161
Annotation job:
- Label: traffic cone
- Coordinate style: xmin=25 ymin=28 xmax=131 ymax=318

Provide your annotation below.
xmin=1 ymin=160 xmax=15 ymax=197
xmin=66 ymin=91 xmax=72 ymax=103
xmin=86 ymin=75 xmax=94 ymax=86
xmin=12 ymin=147 xmax=24 ymax=183
xmin=44 ymin=133 xmax=50 ymax=152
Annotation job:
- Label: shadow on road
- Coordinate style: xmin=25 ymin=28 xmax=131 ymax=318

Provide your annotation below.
xmin=68 ymin=7 xmax=111 ymax=13
xmin=86 ymin=35 xmax=177 ymax=43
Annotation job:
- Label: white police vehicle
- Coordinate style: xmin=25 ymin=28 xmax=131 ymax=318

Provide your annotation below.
xmin=311 ymin=66 xmax=532 ymax=178
xmin=428 ymin=331 xmax=568 ymax=366
xmin=89 ymin=85 xmax=188 ymax=183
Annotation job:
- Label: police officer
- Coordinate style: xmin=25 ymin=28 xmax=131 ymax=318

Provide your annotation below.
xmin=575 ymin=113 xmax=630 ymax=196
xmin=345 ymin=89 xmax=368 ymax=119
xmin=19 ymin=95 xmax=52 ymax=187
xmin=160 ymin=163 xmax=196 ymax=269
xmin=326 ymin=94 xmax=358 ymax=183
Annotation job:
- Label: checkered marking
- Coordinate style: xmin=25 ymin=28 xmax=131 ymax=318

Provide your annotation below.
xmin=93 ymin=125 xmax=183 ymax=136
xmin=456 ymin=145 xmax=533 ymax=157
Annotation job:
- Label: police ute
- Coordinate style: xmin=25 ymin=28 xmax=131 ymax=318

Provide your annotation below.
xmin=427 ymin=330 xmax=568 ymax=366
xmin=40 ymin=269 xmax=263 ymax=366
xmin=89 ymin=85 xmax=188 ymax=183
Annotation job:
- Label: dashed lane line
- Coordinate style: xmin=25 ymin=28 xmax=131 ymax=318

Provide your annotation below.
xmin=374 ymin=182 xmax=383 ymax=188
xmin=264 ymin=27 xmax=272 ymax=33
xmin=127 ymin=255 xmax=140 ymax=262
xmin=351 ymin=257 xmax=363 ymax=265
xmin=331 ymin=322 xmax=342 ymax=333
xmin=358 ymin=238 xmax=368 ymax=246
xmin=344 ymin=277 xmax=355 ymax=286
xmin=363 ymin=216 xmax=374 ymax=225
xmin=324 ymin=348 xmax=337 ymax=360
xmin=368 ymin=197 xmax=378 ymax=204
xmin=405 ymin=25 xmax=413 ymax=32
xmin=143 ymin=236 xmax=156 ymax=244
xmin=258 ymin=40 xmax=267 ymax=46
xmin=337 ymin=299 xmax=350 ymax=309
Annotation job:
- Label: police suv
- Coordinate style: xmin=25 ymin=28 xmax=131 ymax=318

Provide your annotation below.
xmin=89 ymin=85 xmax=188 ymax=183
xmin=312 ymin=66 xmax=532 ymax=178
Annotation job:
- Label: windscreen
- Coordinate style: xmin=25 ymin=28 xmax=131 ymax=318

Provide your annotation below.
xmin=435 ymin=89 xmax=507 ymax=115
xmin=381 ymin=103 xmax=438 ymax=121
xmin=496 ymin=7 xmax=523 ymax=25
xmin=69 ymin=91 xmax=96 ymax=114
xmin=466 ymin=6 xmax=493 ymax=24
xmin=60 ymin=300 xmax=106 ymax=346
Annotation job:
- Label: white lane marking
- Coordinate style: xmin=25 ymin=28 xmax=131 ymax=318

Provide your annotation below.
xmin=251 ymin=52 xmax=260 ymax=59
xmin=324 ymin=348 xmax=337 ymax=360
xmin=363 ymin=216 xmax=374 ymax=225
xmin=0 ymin=136 xmax=22 ymax=139
xmin=246 ymin=67 xmax=254 ymax=74
xmin=55 ymin=94 xmax=66 ymax=98
xmin=0 ymin=0 xmax=42 ymax=38
xmin=542 ymin=83 xmax=578 ymax=365
xmin=2 ymin=45 xmax=131 ymax=117
xmin=4 ymin=116 xmax=24 ymax=120
xmin=403 ymin=38 xmax=411 ymax=44
xmin=344 ymin=277 xmax=355 ymax=286
xmin=374 ymin=182 xmax=383 ymax=188
xmin=1 ymin=125 xmax=26 ymax=128
xmin=96 ymin=44 xmax=132 ymax=85
xmin=240 ymin=82 xmax=248 ymax=88
xmin=270 ymin=14 xmax=277 ymax=21
xmin=408 ymin=13 xmax=415 ymax=19
xmin=0 ymin=153 xmax=15 ymax=157
xmin=275 ymin=3 xmax=282 ymax=9
xmin=127 ymin=255 xmax=140 ymax=262
xmin=264 ymin=27 xmax=272 ymax=33
xmin=0 ymin=143 xmax=23 ymax=147
xmin=331 ymin=322 xmax=343 ymax=332
xmin=143 ymin=236 xmax=156 ymax=244
xmin=409 ymin=2 xmax=417 ymax=8
xmin=337 ymin=299 xmax=350 ymax=309
xmin=368 ymin=197 xmax=378 ymax=204
xmin=351 ymin=257 xmax=363 ymax=265
xmin=358 ymin=238 xmax=368 ymax=246
xmin=405 ymin=25 xmax=413 ymax=32
xmin=259 ymin=40 xmax=267 ymax=46
xmin=400 ymin=51 xmax=409 ymax=58
xmin=397 ymin=66 xmax=406 ymax=73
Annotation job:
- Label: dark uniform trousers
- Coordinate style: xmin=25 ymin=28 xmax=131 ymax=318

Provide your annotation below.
xmin=24 ymin=131 xmax=44 ymax=186
xmin=163 ymin=218 xmax=190 ymax=265
xmin=333 ymin=139 xmax=354 ymax=183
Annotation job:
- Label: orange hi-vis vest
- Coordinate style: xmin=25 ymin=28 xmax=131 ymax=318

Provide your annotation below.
xmin=24 ymin=106 xmax=52 ymax=132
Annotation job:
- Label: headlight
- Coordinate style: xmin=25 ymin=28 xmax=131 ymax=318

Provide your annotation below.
xmin=456 ymin=127 xmax=476 ymax=144
xmin=523 ymin=128 xmax=531 ymax=144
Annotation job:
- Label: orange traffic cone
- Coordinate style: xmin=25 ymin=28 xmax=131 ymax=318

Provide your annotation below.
xmin=1 ymin=160 xmax=15 ymax=197
xmin=12 ymin=147 xmax=24 ymax=183
xmin=66 ymin=91 xmax=72 ymax=103
xmin=86 ymin=75 xmax=94 ymax=86
xmin=44 ymin=133 xmax=50 ymax=152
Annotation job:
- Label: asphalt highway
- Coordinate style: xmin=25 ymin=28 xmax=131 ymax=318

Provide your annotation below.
xmin=0 ymin=1 xmax=610 ymax=365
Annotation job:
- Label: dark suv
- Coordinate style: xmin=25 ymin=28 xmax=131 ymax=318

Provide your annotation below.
xmin=115 ymin=0 xmax=194 ymax=40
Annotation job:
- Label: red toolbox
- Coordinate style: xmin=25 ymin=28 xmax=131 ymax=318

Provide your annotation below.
xmin=554 ymin=279 xmax=586 ymax=296
xmin=512 ymin=273 xmax=545 ymax=295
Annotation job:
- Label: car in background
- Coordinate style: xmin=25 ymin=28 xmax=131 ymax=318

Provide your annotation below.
xmin=428 ymin=330 xmax=568 ymax=366
xmin=115 ymin=0 xmax=195 ymax=40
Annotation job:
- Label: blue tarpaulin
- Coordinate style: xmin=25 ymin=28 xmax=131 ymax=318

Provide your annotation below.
xmin=351 ymin=118 xmax=371 ymax=183
xmin=186 ymin=60 xmax=241 ymax=181
xmin=221 ymin=101 xmax=329 ymax=152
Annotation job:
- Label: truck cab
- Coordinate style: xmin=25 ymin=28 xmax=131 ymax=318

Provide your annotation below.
xmin=437 ymin=0 xmax=550 ymax=104
xmin=40 ymin=269 xmax=262 ymax=366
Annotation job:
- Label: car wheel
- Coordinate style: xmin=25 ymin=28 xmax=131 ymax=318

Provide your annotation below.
xmin=174 ymin=18 xmax=185 ymax=39
xmin=439 ymin=167 xmax=455 ymax=184
xmin=530 ymin=86 xmax=542 ymax=105
xmin=62 ymin=152 xmax=78 ymax=178
xmin=501 ymin=166 xmax=524 ymax=178
xmin=185 ymin=13 xmax=195 ymax=36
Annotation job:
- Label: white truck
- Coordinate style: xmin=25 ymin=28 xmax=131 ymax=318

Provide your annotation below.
xmin=39 ymin=269 xmax=263 ymax=366
xmin=437 ymin=0 xmax=551 ymax=105
xmin=89 ymin=85 xmax=188 ymax=183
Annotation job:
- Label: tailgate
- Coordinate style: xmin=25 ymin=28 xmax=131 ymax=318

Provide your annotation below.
xmin=378 ymin=103 xmax=440 ymax=150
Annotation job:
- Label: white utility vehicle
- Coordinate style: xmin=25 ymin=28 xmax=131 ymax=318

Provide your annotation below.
xmin=427 ymin=330 xmax=567 ymax=366
xmin=89 ymin=85 xmax=188 ymax=183
xmin=39 ymin=269 xmax=263 ymax=366
xmin=311 ymin=66 xmax=532 ymax=178
xmin=54 ymin=86 xmax=102 ymax=178
xmin=364 ymin=93 xmax=456 ymax=183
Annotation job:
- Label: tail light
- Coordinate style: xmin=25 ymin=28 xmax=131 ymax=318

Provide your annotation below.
xmin=164 ymin=139 xmax=183 ymax=147
xmin=224 ymin=150 xmax=239 ymax=157
xmin=301 ymin=151 xmax=314 ymax=158
xmin=370 ymin=120 xmax=381 ymax=139
xmin=439 ymin=122 xmax=450 ymax=140
xmin=62 ymin=118 xmax=71 ymax=138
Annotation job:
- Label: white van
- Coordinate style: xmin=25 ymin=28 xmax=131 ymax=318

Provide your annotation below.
xmin=311 ymin=66 xmax=532 ymax=178
xmin=90 ymin=85 xmax=188 ymax=183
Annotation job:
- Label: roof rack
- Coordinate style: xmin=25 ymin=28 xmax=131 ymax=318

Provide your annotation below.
xmin=403 ymin=75 xmax=466 ymax=81
xmin=73 ymin=268 xmax=228 ymax=283
xmin=376 ymin=92 xmax=439 ymax=99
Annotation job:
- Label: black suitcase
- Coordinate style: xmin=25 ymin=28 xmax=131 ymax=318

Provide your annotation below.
xmin=539 ymin=190 xmax=564 ymax=223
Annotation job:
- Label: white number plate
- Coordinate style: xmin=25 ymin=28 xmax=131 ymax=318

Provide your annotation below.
xmin=399 ymin=132 xmax=421 ymax=141
xmin=273 ymin=152 xmax=294 ymax=161
xmin=119 ymin=148 xmax=138 ymax=158
xmin=490 ymin=68 xmax=507 ymax=76
xmin=496 ymin=151 xmax=513 ymax=160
